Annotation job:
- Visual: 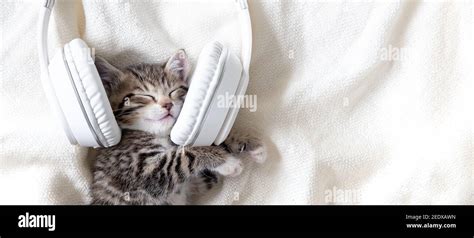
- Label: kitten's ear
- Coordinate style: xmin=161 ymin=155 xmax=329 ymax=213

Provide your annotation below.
xmin=95 ymin=56 xmax=122 ymax=95
xmin=165 ymin=49 xmax=191 ymax=81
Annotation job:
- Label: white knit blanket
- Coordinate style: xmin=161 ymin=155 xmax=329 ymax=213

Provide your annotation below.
xmin=0 ymin=0 xmax=472 ymax=204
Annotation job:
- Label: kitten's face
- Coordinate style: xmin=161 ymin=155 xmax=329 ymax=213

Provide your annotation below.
xmin=96 ymin=50 xmax=191 ymax=136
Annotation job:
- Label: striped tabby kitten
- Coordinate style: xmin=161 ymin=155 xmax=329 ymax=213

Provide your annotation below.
xmin=90 ymin=50 xmax=266 ymax=205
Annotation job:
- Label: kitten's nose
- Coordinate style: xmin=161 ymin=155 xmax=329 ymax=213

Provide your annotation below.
xmin=158 ymin=97 xmax=172 ymax=111
xmin=162 ymin=103 xmax=172 ymax=111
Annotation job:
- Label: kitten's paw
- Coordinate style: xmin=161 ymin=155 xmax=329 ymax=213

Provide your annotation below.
xmin=249 ymin=144 xmax=267 ymax=164
xmin=224 ymin=132 xmax=264 ymax=154
xmin=215 ymin=157 xmax=243 ymax=177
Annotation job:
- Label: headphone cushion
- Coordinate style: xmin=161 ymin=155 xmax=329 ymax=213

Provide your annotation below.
xmin=64 ymin=39 xmax=121 ymax=147
xmin=170 ymin=41 xmax=227 ymax=145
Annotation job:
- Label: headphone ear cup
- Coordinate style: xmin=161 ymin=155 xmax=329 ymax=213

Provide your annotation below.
xmin=48 ymin=38 xmax=121 ymax=147
xmin=66 ymin=39 xmax=121 ymax=147
xmin=171 ymin=42 xmax=225 ymax=146
xmin=171 ymin=41 xmax=242 ymax=146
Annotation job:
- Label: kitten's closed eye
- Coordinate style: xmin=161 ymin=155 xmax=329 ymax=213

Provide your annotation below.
xmin=133 ymin=94 xmax=156 ymax=102
xmin=170 ymin=86 xmax=188 ymax=100
xmin=119 ymin=94 xmax=156 ymax=109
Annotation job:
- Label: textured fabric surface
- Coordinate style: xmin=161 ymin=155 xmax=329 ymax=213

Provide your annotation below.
xmin=0 ymin=0 xmax=472 ymax=204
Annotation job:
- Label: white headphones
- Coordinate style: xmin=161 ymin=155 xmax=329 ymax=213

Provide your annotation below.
xmin=38 ymin=0 xmax=252 ymax=148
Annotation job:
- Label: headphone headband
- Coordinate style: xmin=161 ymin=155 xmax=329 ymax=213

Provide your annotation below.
xmin=39 ymin=0 xmax=251 ymax=73
xmin=236 ymin=0 xmax=252 ymax=81
xmin=38 ymin=0 xmax=54 ymax=74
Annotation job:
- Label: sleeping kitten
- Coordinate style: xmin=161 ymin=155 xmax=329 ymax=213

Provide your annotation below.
xmin=90 ymin=50 xmax=266 ymax=205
